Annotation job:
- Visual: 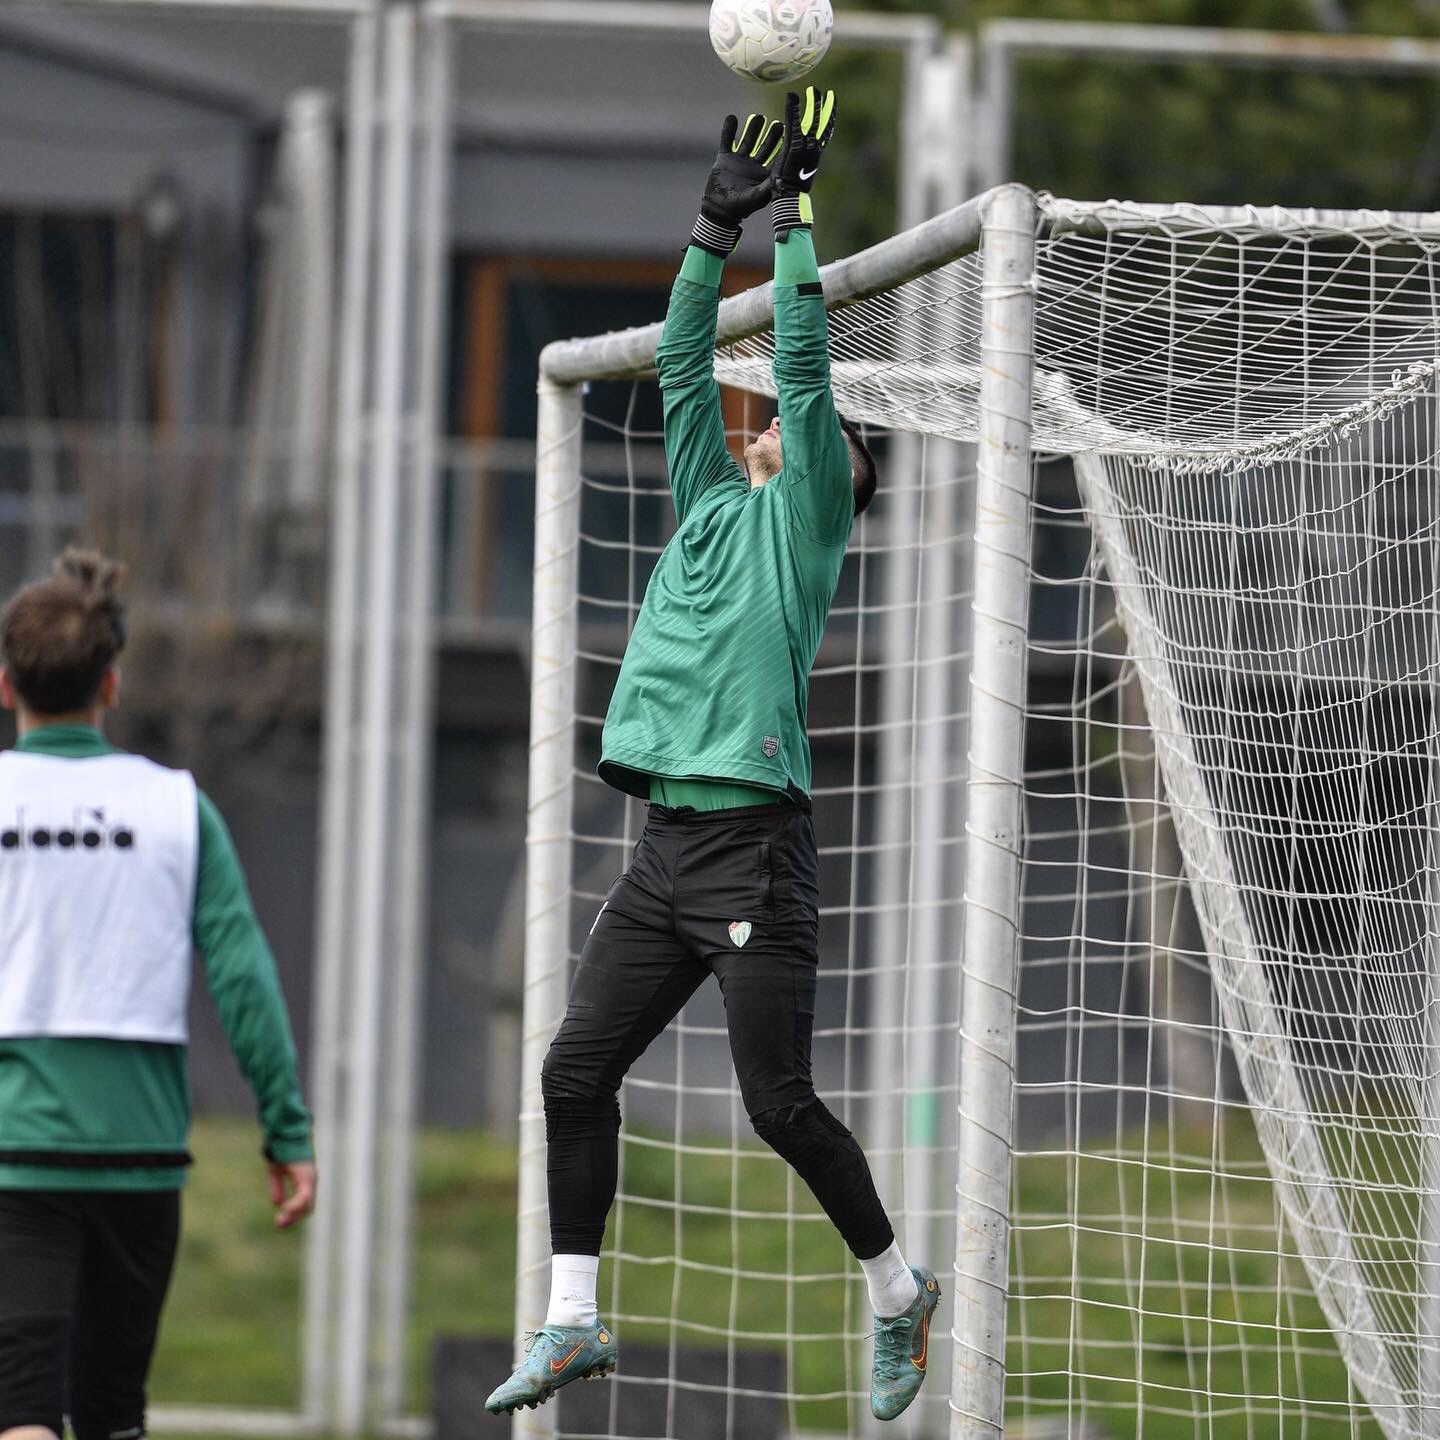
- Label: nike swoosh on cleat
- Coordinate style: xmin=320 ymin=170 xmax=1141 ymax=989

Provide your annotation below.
xmin=910 ymin=1308 xmax=931 ymax=1372
xmin=550 ymin=1341 xmax=586 ymax=1374
xmin=799 ymin=166 xmax=818 ymax=181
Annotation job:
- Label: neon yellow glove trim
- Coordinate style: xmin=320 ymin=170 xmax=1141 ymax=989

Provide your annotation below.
xmin=815 ymin=89 xmax=835 ymax=135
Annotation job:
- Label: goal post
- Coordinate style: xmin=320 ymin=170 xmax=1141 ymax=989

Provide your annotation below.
xmin=523 ymin=185 xmax=1440 ymax=1440
xmin=951 ymin=181 xmax=1036 ymax=1439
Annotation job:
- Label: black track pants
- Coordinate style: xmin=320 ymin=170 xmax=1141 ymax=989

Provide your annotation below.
xmin=541 ymin=801 xmax=895 ymax=1262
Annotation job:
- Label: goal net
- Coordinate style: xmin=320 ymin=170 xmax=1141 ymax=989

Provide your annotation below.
xmin=521 ymin=188 xmax=1440 ymax=1440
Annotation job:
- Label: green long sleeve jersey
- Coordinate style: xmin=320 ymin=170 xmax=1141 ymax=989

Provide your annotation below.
xmin=0 ymin=725 xmax=313 ymax=1190
xmin=599 ymin=232 xmax=853 ymax=799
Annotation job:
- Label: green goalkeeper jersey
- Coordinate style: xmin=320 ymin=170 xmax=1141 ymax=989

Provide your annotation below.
xmin=0 ymin=724 xmax=312 ymax=1191
xmin=599 ymin=231 xmax=853 ymax=800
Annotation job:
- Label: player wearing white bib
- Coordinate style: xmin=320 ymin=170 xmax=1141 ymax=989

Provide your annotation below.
xmin=0 ymin=551 xmax=315 ymax=1440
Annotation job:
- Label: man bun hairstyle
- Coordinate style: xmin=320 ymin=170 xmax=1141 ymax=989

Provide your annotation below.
xmin=838 ymin=414 xmax=878 ymax=516
xmin=1 ymin=547 xmax=128 ymax=715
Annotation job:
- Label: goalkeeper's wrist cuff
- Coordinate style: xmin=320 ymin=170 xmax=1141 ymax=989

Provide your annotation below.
xmin=771 ymin=194 xmax=812 ymax=241
xmin=691 ymin=213 xmax=741 ymax=256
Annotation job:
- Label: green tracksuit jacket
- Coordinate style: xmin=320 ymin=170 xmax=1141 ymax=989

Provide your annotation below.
xmin=599 ymin=230 xmax=853 ymax=800
xmin=0 ymin=724 xmax=313 ymax=1190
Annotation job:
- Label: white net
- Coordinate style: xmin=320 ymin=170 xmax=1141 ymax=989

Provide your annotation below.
xmin=1026 ymin=204 xmax=1440 ymax=1440
xmin=716 ymin=198 xmax=1440 ymax=1439
xmin=535 ymin=194 xmax=1440 ymax=1439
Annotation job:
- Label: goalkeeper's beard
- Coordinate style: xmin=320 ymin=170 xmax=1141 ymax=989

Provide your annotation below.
xmin=744 ymin=433 xmax=783 ymax=487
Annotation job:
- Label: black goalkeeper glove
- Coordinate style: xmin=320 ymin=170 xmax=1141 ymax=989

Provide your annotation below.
xmin=690 ymin=112 xmax=784 ymax=257
xmin=770 ymin=86 xmax=837 ymax=240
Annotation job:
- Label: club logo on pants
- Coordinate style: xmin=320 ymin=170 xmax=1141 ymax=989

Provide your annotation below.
xmin=728 ymin=920 xmax=752 ymax=948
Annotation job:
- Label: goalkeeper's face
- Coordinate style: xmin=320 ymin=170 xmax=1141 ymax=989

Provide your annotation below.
xmin=744 ymin=417 xmax=784 ymax=487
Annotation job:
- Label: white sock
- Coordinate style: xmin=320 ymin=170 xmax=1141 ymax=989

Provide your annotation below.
xmin=860 ymin=1240 xmax=919 ymax=1318
xmin=546 ymin=1253 xmax=599 ymax=1328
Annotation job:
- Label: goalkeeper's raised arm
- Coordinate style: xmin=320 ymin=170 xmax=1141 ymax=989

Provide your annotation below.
xmin=763 ymin=86 xmax=869 ymax=545
xmin=655 ymin=111 xmax=781 ymax=523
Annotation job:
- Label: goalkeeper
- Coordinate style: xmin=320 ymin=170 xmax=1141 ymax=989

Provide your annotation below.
xmin=487 ymin=89 xmax=939 ymax=1424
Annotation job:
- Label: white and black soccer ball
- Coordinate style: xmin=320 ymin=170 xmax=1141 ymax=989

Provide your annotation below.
xmin=708 ymin=0 xmax=834 ymax=85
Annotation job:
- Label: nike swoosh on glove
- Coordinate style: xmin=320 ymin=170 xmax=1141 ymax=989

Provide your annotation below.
xmin=770 ymin=86 xmax=836 ymax=240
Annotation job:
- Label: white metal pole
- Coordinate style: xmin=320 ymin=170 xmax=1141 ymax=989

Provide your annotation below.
xmin=881 ymin=433 xmax=959 ymax=1440
xmin=974 ymin=19 xmax=1440 ymax=200
xmin=513 ymin=367 xmax=584 ymax=1440
xmin=377 ymin=8 xmax=453 ymax=1423
xmin=942 ymin=38 xmax=976 ymax=207
xmin=864 ymin=446 xmax=918 ymax=1428
xmin=949 ymin=183 xmax=1036 ymax=1440
xmin=285 ymin=88 xmax=336 ymax=512
xmin=1419 ymin=711 xmax=1440 ymax=1431
xmin=304 ymin=10 xmax=377 ymax=1429
xmin=865 ymin=16 xmax=942 ymax=1301
xmin=1413 ymin=383 xmax=1440 ymax=1432
xmin=897 ymin=26 xmax=940 ymax=235
xmin=974 ymin=29 xmax=1014 ymax=194
xmin=336 ymin=8 xmax=415 ymax=1433
xmin=902 ymin=14 xmax=972 ymax=1285
xmin=982 ymin=15 xmax=1440 ymax=72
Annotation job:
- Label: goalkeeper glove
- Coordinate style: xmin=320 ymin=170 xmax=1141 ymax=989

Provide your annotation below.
xmin=691 ymin=112 xmax=785 ymax=257
xmin=770 ymin=86 xmax=836 ymax=241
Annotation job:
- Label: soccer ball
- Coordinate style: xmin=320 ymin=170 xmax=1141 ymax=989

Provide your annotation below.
xmin=708 ymin=0 xmax=834 ymax=85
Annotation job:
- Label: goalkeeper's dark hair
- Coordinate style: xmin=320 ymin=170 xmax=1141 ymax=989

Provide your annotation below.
xmin=839 ymin=415 xmax=878 ymax=516
xmin=1 ymin=548 xmax=128 ymax=714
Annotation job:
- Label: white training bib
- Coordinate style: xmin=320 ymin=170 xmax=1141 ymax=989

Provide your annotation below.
xmin=0 ymin=750 xmax=198 ymax=1043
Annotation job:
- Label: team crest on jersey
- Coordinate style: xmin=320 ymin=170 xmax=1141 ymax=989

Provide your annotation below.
xmin=728 ymin=920 xmax=752 ymax=948
xmin=761 ymin=736 xmax=780 ymax=758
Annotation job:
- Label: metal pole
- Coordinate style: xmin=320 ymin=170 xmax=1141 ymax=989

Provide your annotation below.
xmin=513 ymin=367 xmax=584 ymax=1440
xmin=867 ymin=52 xmax=971 ymax=1432
xmin=304 ymin=10 xmax=377 ymax=1429
xmin=284 ymin=88 xmax=336 ymax=512
xmin=377 ymin=8 xmax=453 ymax=1423
xmin=902 ymin=25 xmax=973 ymax=1278
xmin=949 ymin=183 xmax=1036 ymax=1440
xmin=982 ymin=16 xmax=1440 ymax=72
xmin=897 ymin=27 xmax=938 ymax=236
xmin=975 ymin=18 xmax=1440 ymax=198
xmin=866 ymin=442 xmax=917 ymax=1261
xmin=1410 ymin=377 xmax=1440 ymax=1432
xmin=890 ymin=433 xmax=960 ymax=1440
xmin=974 ymin=28 xmax=1014 ymax=194
xmin=336 ymin=8 xmax=415 ymax=1432
xmin=865 ymin=3 xmax=934 ymax=1323
xmin=864 ymin=15 xmax=936 ymax=1288
xmin=429 ymin=0 xmax=936 ymax=48
xmin=943 ymin=37 xmax=976 ymax=206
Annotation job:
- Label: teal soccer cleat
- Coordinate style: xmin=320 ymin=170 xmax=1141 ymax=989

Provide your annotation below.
xmin=484 ymin=1321 xmax=618 ymax=1415
xmin=870 ymin=1266 xmax=941 ymax=1422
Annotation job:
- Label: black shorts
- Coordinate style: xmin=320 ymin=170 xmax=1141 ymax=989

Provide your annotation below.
xmin=0 ymin=1189 xmax=180 ymax=1439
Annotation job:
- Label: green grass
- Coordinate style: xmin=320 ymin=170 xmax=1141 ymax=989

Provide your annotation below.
xmin=150 ymin=1116 xmax=1375 ymax=1440
xmin=150 ymin=1119 xmax=521 ymax=1417
xmin=1006 ymin=1138 xmax=1367 ymax=1440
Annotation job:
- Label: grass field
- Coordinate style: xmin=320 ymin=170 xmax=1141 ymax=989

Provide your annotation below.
xmin=151 ymin=1118 xmax=519 ymax=1427
xmin=150 ymin=1115 xmax=1370 ymax=1440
